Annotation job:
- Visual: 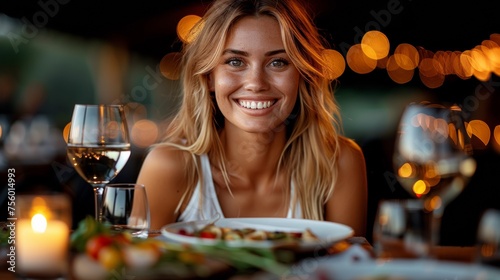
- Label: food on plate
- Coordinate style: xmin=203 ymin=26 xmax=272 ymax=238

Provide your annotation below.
xmin=177 ymin=223 xmax=320 ymax=242
xmin=70 ymin=217 xmax=208 ymax=279
xmin=70 ymin=217 xmax=289 ymax=279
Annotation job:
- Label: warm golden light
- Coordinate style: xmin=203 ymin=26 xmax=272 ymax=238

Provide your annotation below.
xmin=346 ymin=44 xmax=377 ymax=74
xmin=468 ymin=120 xmax=491 ymax=147
xmin=63 ymin=122 xmax=71 ymax=144
xmin=131 ymin=119 xmax=159 ymax=148
xmin=386 ymin=55 xmax=414 ymax=84
xmin=361 ymin=30 xmax=390 ymax=60
xmin=413 ymin=180 xmax=427 ymax=196
xmin=429 ymin=196 xmax=442 ymax=212
xmin=177 ymin=15 xmax=203 ymax=44
xmin=492 ymin=125 xmax=500 ymax=153
xmin=418 ymin=57 xmax=445 ymax=89
xmin=419 ymin=73 xmax=444 ymax=88
xmin=459 ymin=50 xmax=475 ymax=78
xmin=31 ymin=214 xmax=47 ymax=233
xmin=398 ymin=162 xmax=413 ymax=178
xmin=322 ymin=49 xmax=345 ymax=80
xmin=461 ymin=158 xmax=477 ymax=178
xmin=393 ymin=43 xmax=419 ymax=70
xmin=160 ymin=52 xmax=183 ymax=80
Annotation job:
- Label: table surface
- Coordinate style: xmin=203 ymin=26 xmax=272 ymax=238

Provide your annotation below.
xmin=0 ymin=236 xmax=482 ymax=280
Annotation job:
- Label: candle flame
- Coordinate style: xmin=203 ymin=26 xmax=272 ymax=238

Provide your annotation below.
xmin=31 ymin=213 xmax=47 ymax=233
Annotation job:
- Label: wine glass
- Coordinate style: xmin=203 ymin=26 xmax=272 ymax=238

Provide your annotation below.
xmin=66 ymin=104 xmax=131 ymax=221
xmin=392 ymin=102 xmax=476 ymax=252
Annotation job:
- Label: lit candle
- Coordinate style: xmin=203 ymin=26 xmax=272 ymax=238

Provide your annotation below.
xmin=17 ymin=195 xmax=71 ymax=277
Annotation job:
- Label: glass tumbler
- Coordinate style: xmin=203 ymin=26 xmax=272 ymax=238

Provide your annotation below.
xmin=373 ymin=199 xmax=431 ymax=259
xmin=101 ymin=183 xmax=150 ymax=238
xmin=476 ymin=208 xmax=500 ymax=268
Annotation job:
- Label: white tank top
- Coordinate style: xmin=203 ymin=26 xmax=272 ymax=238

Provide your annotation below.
xmin=178 ymin=154 xmax=302 ymax=222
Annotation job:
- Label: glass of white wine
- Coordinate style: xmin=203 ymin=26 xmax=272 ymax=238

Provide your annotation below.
xmin=393 ymin=102 xmax=477 ymax=253
xmin=67 ymin=104 xmax=131 ymax=221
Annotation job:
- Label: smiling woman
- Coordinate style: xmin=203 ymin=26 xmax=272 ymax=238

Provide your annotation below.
xmin=136 ymin=0 xmax=368 ymax=237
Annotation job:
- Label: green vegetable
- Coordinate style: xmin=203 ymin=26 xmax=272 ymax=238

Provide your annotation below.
xmin=70 ymin=217 xmax=290 ymax=277
xmin=70 ymin=216 xmax=111 ymax=252
xmin=193 ymin=242 xmax=290 ymax=276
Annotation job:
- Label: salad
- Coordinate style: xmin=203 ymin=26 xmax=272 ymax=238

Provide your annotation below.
xmin=178 ymin=223 xmax=320 ymax=242
xmin=70 ymin=217 xmax=289 ymax=279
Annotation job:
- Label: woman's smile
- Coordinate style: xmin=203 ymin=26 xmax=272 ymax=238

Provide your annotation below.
xmin=237 ymin=99 xmax=276 ymax=110
xmin=210 ymin=15 xmax=300 ymax=133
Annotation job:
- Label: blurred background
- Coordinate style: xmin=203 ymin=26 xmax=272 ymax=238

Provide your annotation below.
xmin=0 ymin=0 xmax=499 ymax=244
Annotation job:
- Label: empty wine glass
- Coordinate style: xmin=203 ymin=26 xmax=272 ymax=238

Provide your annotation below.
xmin=393 ymin=102 xmax=476 ymax=252
xmin=66 ymin=104 xmax=131 ymax=221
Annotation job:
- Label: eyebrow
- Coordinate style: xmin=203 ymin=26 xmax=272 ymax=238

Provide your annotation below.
xmin=222 ymin=49 xmax=286 ymax=56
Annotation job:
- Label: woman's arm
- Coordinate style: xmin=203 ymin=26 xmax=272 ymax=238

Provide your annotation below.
xmin=324 ymin=137 xmax=368 ymax=237
xmin=136 ymin=145 xmax=189 ymax=230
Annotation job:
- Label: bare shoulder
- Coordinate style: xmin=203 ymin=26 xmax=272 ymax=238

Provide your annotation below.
xmin=336 ymin=136 xmax=365 ymax=168
xmin=137 ymin=144 xmax=190 ymax=187
xmin=136 ymin=144 xmax=192 ymax=228
xmin=325 ymin=136 xmax=368 ymax=236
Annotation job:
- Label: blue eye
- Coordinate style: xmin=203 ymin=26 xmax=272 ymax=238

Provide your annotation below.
xmin=226 ymin=58 xmax=244 ymax=67
xmin=270 ymin=58 xmax=289 ymax=68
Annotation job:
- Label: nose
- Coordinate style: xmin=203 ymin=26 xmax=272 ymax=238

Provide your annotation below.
xmin=244 ymin=67 xmax=270 ymax=92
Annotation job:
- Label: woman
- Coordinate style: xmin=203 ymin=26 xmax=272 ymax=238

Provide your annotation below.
xmin=137 ymin=0 xmax=368 ymax=236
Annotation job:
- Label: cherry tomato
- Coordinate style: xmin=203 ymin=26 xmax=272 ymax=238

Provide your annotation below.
xmin=199 ymin=231 xmax=217 ymax=239
xmin=178 ymin=229 xmax=192 ymax=236
xmin=86 ymin=235 xmax=114 ymax=260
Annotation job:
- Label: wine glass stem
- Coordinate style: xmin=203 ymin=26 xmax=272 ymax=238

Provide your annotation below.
xmin=429 ymin=208 xmax=444 ymax=257
xmin=93 ymin=185 xmax=105 ymax=222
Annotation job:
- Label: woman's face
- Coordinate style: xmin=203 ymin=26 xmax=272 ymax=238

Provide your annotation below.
xmin=209 ymin=15 xmax=300 ymax=134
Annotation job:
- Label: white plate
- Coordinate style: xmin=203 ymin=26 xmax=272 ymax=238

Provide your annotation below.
xmin=298 ymin=258 xmax=500 ymax=280
xmin=160 ymin=217 xmax=353 ymax=249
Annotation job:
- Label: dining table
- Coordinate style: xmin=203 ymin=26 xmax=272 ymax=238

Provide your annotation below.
xmin=0 ymin=231 xmax=493 ymax=280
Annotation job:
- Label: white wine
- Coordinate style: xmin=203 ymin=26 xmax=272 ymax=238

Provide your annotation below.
xmin=67 ymin=146 xmax=131 ymax=184
xmin=394 ymin=157 xmax=476 ymax=210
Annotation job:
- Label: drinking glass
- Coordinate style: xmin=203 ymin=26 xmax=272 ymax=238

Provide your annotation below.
xmin=476 ymin=209 xmax=500 ymax=268
xmin=393 ymin=102 xmax=476 ymax=251
xmin=66 ymin=104 xmax=131 ymax=221
xmin=373 ymin=199 xmax=430 ymax=259
xmin=101 ymin=183 xmax=150 ymax=238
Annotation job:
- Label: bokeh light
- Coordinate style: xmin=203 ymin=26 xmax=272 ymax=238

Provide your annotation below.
xmin=346 ymin=44 xmax=377 ymax=74
xmin=131 ymin=119 xmax=159 ymax=148
xmin=160 ymin=52 xmax=182 ymax=80
xmin=322 ymin=49 xmax=345 ymax=80
xmin=177 ymin=15 xmax=203 ymax=44
xmin=361 ymin=30 xmax=390 ymax=60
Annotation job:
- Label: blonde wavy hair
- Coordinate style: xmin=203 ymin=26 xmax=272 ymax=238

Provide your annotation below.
xmin=160 ymin=0 xmax=341 ymax=221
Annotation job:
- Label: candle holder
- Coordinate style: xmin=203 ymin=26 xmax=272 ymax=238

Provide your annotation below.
xmin=16 ymin=193 xmax=71 ymax=279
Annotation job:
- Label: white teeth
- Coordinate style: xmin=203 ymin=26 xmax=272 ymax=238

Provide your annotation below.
xmin=239 ymin=100 xmax=273 ymax=110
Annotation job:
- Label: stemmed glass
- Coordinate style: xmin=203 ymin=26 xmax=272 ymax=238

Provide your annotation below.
xmin=392 ymin=102 xmax=477 ymax=253
xmin=66 ymin=104 xmax=131 ymax=221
